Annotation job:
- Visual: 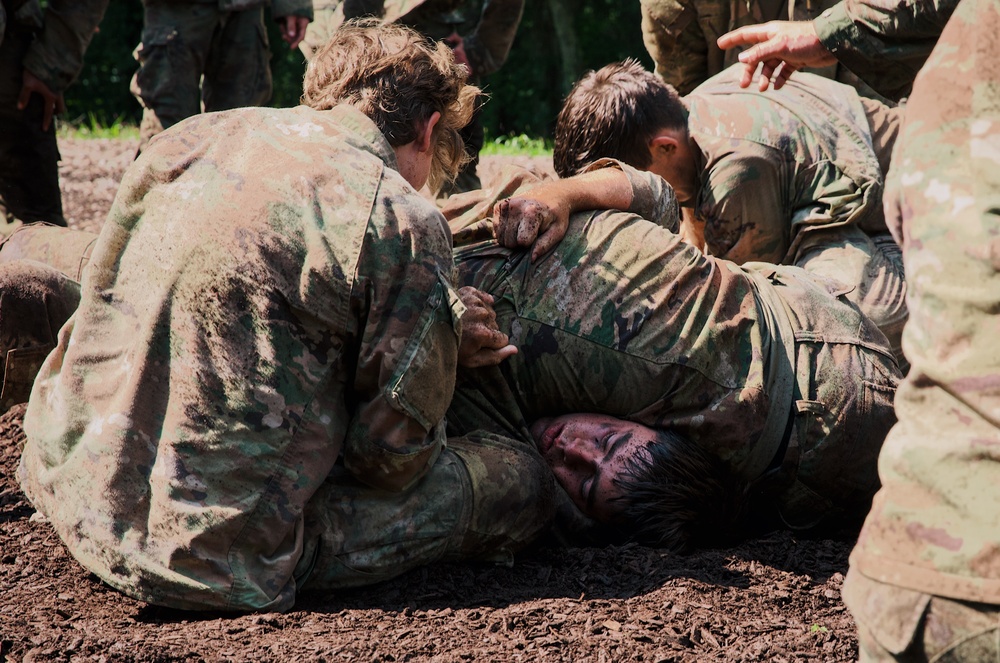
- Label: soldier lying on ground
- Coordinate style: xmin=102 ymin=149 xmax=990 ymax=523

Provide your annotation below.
xmin=5 ymin=155 xmax=900 ymax=559
xmin=442 ymin=162 xmax=901 ymax=550
xmin=9 ymin=21 xmax=565 ymax=614
xmin=552 ymin=61 xmax=909 ymax=369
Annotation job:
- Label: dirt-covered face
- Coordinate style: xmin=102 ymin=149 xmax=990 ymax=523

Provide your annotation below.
xmin=531 ymin=413 xmax=653 ymax=522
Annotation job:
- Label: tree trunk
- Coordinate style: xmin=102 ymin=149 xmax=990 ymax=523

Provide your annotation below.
xmin=546 ymin=0 xmax=582 ymax=95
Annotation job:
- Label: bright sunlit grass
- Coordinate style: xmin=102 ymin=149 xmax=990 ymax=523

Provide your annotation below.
xmin=58 ymin=113 xmax=139 ymax=140
xmin=482 ymin=133 xmax=552 ymax=157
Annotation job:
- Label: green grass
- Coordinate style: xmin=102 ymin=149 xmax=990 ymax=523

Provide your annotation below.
xmin=58 ymin=113 xmax=139 ymax=140
xmin=482 ymin=133 xmax=552 ymax=157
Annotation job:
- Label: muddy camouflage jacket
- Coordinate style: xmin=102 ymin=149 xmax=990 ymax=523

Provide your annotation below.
xmin=847 ymin=0 xmax=1000 ymax=604
xmin=2 ymin=0 xmax=109 ymax=93
xmin=688 ymin=65 xmax=887 ymax=266
xmin=814 ymin=0 xmax=958 ymax=101
xmin=17 ymin=104 xmax=465 ymax=612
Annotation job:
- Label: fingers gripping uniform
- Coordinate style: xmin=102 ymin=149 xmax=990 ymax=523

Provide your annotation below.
xmin=17 ymin=105 xmax=466 ymax=612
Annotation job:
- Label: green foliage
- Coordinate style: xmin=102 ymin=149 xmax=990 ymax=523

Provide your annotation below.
xmin=58 ymin=113 xmax=140 ymax=140
xmin=482 ymin=133 xmax=552 ymax=157
xmin=65 ymin=1 xmax=652 ymax=140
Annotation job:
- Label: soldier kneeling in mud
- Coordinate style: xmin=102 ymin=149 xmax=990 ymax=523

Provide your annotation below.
xmin=7 ymin=21 xmax=559 ymax=614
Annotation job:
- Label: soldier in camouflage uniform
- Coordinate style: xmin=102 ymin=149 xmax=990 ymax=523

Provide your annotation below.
xmin=442 ymin=162 xmax=901 ymax=547
xmin=16 ymin=22 xmax=559 ymax=613
xmin=722 ymin=0 xmax=1000 ymax=658
xmin=0 ymin=0 xmax=108 ymax=229
xmin=639 ymin=0 xmax=888 ymax=100
xmin=301 ymin=1 xmax=524 ymax=196
xmin=552 ymin=61 xmax=908 ymax=368
xmin=130 ymin=0 xmax=313 ymax=154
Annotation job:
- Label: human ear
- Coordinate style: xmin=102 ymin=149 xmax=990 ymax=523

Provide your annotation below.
xmin=416 ymin=111 xmax=441 ymax=153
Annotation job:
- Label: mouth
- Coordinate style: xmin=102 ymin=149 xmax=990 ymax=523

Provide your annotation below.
xmin=533 ymin=419 xmax=563 ymax=457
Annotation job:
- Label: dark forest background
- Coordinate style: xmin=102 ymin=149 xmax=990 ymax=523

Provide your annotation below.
xmin=65 ymin=1 xmax=652 ymax=141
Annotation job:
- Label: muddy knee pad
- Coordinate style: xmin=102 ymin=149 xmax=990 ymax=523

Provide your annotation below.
xmin=447 ymin=432 xmax=557 ymax=562
xmin=0 ymin=260 xmax=81 ymax=411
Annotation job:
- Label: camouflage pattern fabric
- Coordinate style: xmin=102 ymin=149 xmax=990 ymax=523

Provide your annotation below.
xmin=687 ymin=65 xmax=907 ymax=364
xmin=0 ymin=0 xmax=109 ymax=227
xmin=17 ymin=104 xmax=469 ymax=612
xmin=446 ymin=166 xmax=900 ymax=530
xmin=0 ymin=222 xmax=98 ymax=282
xmin=130 ymin=0 xmax=312 ymax=152
xmin=0 ymin=259 xmax=80 ymax=414
xmin=814 ymin=0 xmax=958 ymax=102
xmin=640 ymin=0 xmax=881 ymax=97
xmin=839 ymin=0 xmax=1000 ymax=652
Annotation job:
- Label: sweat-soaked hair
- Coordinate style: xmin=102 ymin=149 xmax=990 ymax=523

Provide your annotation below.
xmin=302 ymin=19 xmax=480 ymax=191
xmin=607 ymin=429 xmax=751 ymax=553
xmin=554 ymin=59 xmax=687 ymax=178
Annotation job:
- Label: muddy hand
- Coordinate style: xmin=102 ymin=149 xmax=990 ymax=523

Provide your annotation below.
xmin=457 ymin=286 xmax=517 ymax=368
xmin=493 ymin=196 xmax=569 ymax=262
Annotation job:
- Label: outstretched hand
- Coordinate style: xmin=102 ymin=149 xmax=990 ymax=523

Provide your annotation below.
xmin=457 ymin=287 xmax=517 ymax=368
xmin=717 ymin=21 xmax=837 ymax=91
xmin=493 ymin=194 xmax=570 ymax=262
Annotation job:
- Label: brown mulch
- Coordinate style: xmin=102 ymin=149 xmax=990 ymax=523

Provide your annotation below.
xmin=0 ymin=138 xmax=860 ymax=662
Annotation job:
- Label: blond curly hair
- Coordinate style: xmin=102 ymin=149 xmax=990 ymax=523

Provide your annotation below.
xmin=302 ymin=20 xmax=480 ymax=191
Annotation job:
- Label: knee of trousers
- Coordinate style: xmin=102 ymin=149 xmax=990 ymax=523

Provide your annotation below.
xmin=0 ymin=260 xmax=81 ymax=412
xmin=448 ymin=432 xmax=558 ymax=559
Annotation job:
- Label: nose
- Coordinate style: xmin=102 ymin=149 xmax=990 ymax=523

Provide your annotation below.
xmin=558 ymin=434 xmax=599 ymax=468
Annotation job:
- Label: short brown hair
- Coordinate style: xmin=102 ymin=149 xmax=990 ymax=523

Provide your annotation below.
xmin=302 ymin=20 xmax=480 ymax=191
xmin=554 ymin=60 xmax=687 ymax=178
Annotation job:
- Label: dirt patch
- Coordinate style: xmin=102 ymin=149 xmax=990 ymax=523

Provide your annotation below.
xmin=0 ymin=138 xmax=859 ymax=662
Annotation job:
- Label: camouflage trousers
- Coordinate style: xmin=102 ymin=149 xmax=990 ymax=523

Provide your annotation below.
xmin=796 ymin=229 xmax=908 ymax=372
xmin=131 ymin=1 xmax=273 ymax=152
xmin=0 ymin=259 xmax=80 ymax=413
xmin=0 ymin=24 xmax=64 ymax=227
xmin=844 ymin=569 xmax=1000 ymax=662
xmin=295 ymin=431 xmax=554 ymax=592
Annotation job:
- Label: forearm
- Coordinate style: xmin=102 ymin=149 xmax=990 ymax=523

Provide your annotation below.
xmin=814 ymin=0 xmax=957 ymax=100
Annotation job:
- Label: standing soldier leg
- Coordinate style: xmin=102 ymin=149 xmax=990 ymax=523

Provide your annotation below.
xmin=202 ymin=6 xmax=273 ymax=113
xmin=0 ymin=25 xmax=65 ymax=227
xmin=131 ymin=1 xmax=223 ymax=153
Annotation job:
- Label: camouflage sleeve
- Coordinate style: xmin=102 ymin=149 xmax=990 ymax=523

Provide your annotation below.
xmin=582 ymin=159 xmax=681 ymax=232
xmin=813 ymin=0 xmax=958 ymax=101
xmin=342 ymin=190 xmax=465 ymax=493
xmin=462 ymin=0 xmax=524 ymax=78
xmin=641 ymin=0 xmax=710 ymax=95
xmin=272 ymin=0 xmax=315 ymax=20
xmin=22 ymin=0 xmax=109 ymax=93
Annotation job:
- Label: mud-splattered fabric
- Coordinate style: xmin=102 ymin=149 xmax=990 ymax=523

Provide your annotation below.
xmin=17 ymin=104 xmax=467 ymax=612
xmin=813 ymin=0 xmax=958 ymax=102
xmin=639 ymin=0 xmax=862 ymax=96
xmin=687 ymin=65 xmax=907 ymax=362
xmin=446 ymin=166 xmax=900 ymax=530
xmin=843 ymin=0 xmax=1000 ymax=613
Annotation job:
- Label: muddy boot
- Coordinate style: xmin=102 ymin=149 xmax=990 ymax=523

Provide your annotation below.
xmin=0 ymin=260 xmax=81 ymax=413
